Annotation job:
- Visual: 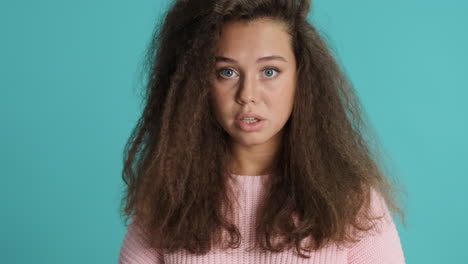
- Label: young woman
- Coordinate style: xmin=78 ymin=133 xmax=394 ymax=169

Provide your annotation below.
xmin=118 ymin=0 xmax=407 ymax=263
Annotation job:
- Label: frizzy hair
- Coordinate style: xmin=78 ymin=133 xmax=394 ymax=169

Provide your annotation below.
xmin=119 ymin=0 xmax=407 ymax=258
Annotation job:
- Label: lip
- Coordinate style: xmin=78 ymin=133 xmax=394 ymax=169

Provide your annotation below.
xmin=235 ymin=112 xmax=265 ymax=121
xmin=235 ymin=118 xmax=265 ymax=132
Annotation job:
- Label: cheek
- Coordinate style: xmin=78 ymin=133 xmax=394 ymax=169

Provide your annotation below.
xmin=271 ymin=83 xmax=295 ymax=116
xmin=281 ymin=77 xmax=296 ymax=103
xmin=210 ymin=92 xmax=230 ymax=119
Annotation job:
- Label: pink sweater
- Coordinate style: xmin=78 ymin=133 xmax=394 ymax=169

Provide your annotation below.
xmin=118 ymin=174 xmax=406 ymax=263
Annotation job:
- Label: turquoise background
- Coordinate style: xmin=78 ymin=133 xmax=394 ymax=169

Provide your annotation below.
xmin=1 ymin=0 xmax=466 ymax=263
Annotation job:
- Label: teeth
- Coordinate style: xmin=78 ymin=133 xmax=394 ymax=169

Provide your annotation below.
xmin=241 ymin=117 xmax=259 ymax=123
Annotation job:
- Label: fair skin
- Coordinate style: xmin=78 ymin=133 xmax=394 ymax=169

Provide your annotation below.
xmin=210 ymin=18 xmax=297 ymax=176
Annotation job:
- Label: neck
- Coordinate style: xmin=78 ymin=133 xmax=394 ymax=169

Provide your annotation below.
xmin=227 ymin=138 xmax=281 ymax=176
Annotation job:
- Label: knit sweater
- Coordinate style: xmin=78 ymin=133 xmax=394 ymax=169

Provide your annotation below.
xmin=118 ymin=174 xmax=406 ymax=263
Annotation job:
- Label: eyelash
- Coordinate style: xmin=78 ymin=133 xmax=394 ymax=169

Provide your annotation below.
xmin=216 ymin=67 xmax=281 ymax=79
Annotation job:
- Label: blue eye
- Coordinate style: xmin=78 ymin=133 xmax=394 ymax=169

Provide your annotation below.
xmin=263 ymin=68 xmax=279 ymax=78
xmin=217 ymin=67 xmax=280 ymax=79
xmin=219 ymin=69 xmax=238 ymax=78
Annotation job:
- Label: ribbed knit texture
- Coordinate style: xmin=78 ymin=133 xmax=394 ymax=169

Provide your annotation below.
xmin=118 ymin=174 xmax=406 ymax=263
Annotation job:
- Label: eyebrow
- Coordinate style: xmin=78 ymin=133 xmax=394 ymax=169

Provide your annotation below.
xmin=215 ymin=55 xmax=288 ymax=63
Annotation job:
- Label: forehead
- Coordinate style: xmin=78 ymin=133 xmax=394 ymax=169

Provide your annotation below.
xmin=215 ymin=18 xmax=294 ymax=63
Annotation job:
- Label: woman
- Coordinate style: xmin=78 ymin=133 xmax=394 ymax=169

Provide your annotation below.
xmin=118 ymin=0 xmax=407 ymax=263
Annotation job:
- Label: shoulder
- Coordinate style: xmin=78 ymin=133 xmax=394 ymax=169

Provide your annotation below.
xmin=118 ymin=219 xmax=165 ymax=264
xmin=346 ymin=187 xmax=406 ymax=263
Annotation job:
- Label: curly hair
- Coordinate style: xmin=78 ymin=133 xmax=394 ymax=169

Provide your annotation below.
xmin=119 ymin=0 xmax=407 ymax=259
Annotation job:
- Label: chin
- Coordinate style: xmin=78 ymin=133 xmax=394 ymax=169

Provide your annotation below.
xmin=233 ymin=134 xmax=270 ymax=147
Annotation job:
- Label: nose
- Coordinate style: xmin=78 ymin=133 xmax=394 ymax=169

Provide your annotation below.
xmin=236 ymin=74 xmax=259 ymax=105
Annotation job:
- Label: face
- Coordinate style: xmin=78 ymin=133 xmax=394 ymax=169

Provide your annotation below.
xmin=210 ymin=18 xmax=297 ymax=151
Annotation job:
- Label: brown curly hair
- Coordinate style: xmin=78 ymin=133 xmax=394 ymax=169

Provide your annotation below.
xmin=119 ymin=0 xmax=407 ymax=259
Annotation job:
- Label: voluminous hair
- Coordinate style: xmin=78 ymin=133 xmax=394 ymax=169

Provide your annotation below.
xmin=119 ymin=0 xmax=407 ymax=258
